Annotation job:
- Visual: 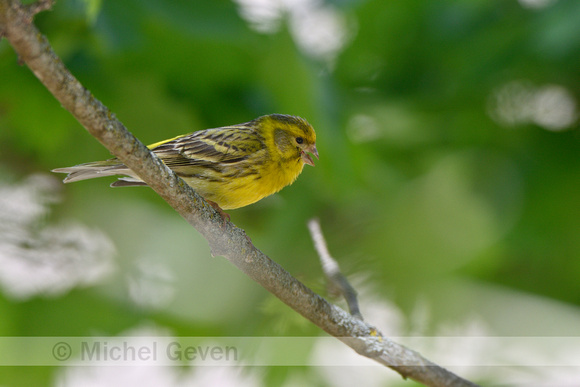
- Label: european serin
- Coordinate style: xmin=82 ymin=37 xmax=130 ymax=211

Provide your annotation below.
xmin=53 ymin=114 xmax=318 ymax=211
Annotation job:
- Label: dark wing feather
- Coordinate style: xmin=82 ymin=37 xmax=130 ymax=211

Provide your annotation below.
xmin=151 ymin=125 xmax=266 ymax=169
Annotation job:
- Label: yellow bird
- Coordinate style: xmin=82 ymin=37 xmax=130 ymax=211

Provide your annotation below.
xmin=53 ymin=114 xmax=319 ymax=212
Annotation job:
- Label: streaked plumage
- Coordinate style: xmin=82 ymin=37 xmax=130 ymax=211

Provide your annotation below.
xmin=53 ymin=114 xmax=318 ymax=210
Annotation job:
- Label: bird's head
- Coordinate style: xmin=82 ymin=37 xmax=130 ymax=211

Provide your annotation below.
xmin=261 ymin=114 xmax=319 ymax=166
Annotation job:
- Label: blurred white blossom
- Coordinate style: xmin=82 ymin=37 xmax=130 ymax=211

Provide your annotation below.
xmin=0 ymin=174 xmax=115 ymax=300
xmin=488 ymin=80 xmax=577 ymax=131
xmin=233 ymin=0 xmax=351 ymax=64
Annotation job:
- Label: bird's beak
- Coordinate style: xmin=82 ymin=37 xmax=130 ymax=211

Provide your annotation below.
xmin=301 ymin=144 xmax=319 ymax=167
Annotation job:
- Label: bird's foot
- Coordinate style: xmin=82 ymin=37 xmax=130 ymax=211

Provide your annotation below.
xmin=207 ymin=200 xmax=230 ymax=223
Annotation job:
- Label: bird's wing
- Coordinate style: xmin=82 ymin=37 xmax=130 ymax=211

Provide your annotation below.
xmin=151 ymin=125 xmax=266 ymax=168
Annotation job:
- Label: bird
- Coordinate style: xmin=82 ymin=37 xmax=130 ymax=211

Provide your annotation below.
xmin=53 ymin=114 xmax=318 ymax=214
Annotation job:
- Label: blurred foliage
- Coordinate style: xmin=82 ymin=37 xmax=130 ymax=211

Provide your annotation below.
xmin=1 ymin=0 xmax=579 ymax=385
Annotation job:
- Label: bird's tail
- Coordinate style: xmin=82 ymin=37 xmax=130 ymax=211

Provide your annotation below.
xmin=52 ymin=159 xmax=144 ymax=186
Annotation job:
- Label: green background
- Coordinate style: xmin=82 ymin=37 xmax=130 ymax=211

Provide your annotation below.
xmin=1 ymin=0 xmax=579 ymax=385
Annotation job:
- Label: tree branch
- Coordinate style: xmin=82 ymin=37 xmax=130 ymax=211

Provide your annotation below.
xmin=0 ymin=1 xmax=479 ymax=386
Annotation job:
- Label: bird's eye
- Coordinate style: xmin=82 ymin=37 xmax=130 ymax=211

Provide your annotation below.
xmin=296 ymin=137 xmax=304 ymax=144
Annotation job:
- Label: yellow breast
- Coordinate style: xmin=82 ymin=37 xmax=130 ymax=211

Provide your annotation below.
xmin=184 ymin=157 xmax=304 ymax=210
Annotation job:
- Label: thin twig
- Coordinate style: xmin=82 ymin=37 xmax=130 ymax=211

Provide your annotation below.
xmin=0 ymin=2 xmax=480 ymax=386
xmin=24 ymin=0 xmax=53 ymax=18
xmin=308 ymin=218 xmax=363 ymax=320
